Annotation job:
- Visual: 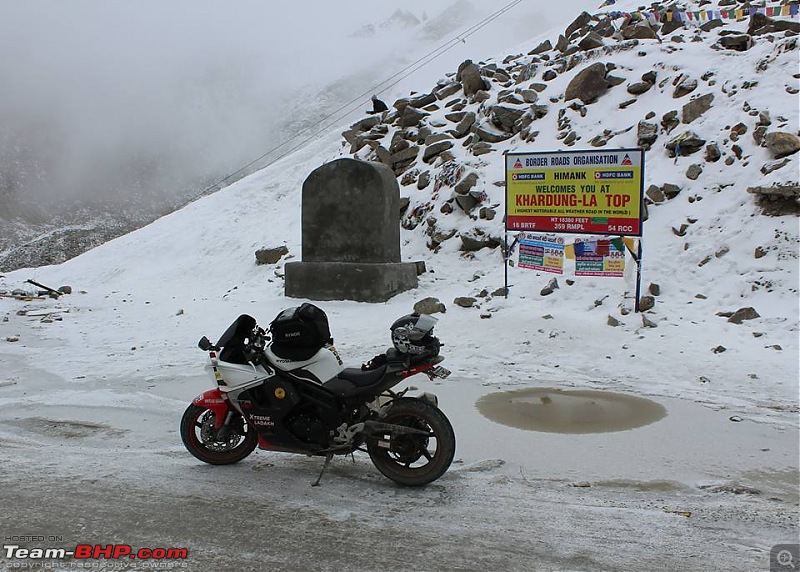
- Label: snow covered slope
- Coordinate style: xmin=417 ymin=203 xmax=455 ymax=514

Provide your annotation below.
xmin=5 ymin=0 xmax=795 ymax=415
xmin=0 ymin=1 xmax=797 ymax=570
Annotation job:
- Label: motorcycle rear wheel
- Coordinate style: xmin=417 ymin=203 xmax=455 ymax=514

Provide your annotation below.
xmin=367 ymin=398 xmax=456 ymax=486
xmin=180 ymin=404 xmax=257 ymax=465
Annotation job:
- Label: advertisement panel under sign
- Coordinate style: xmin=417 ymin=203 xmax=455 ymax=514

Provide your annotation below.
xmin=573 ymin=237 xmax=626 ymax=277
xmin=505 ymin=148 xmax=644 ymax=236
xmin=518 ymin=233 xmax=564 ymax=274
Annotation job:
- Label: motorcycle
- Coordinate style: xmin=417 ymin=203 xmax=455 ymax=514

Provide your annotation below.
xmin=180 ymin=303 xmax=455 ymax=486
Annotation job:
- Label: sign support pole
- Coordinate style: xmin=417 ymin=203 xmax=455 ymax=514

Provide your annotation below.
xmin=504 ymin=232 xmax=509 ymax=299
xmin=503 ymin=233 xmax=520 ymax=299
xmin=503 ymin=151 xmax=509 ymax=299
xmin=623 ymin=237 xmax=643 ymax=313
xmin=635 ymin=238 xmax=643 ymax=313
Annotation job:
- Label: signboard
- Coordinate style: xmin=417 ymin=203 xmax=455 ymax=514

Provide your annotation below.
xmin=518 ymin=234 xmax=564 ymax=274
xmin=574 ymin=237 xmax=625 ymax=277
xmin=505 ymin=148 xmax=644 ymax=236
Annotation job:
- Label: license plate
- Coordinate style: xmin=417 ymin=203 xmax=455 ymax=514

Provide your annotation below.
xmin=429 ymin=366 xmax=451 ymax=379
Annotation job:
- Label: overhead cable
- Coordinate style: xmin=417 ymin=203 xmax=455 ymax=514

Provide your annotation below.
xmin=191 ymin=0 xmax=522 ymax=200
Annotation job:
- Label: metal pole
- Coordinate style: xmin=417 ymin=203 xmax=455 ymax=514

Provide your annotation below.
xmin=504 ymin=151 xmax=509 ymax=299
xmin=504 ymin=232 xmax=509 ymax=299
xmin=634 ymin=238 xmax=643 ymax=312
xmin=634 ymin=147 xmax=645 ymax=313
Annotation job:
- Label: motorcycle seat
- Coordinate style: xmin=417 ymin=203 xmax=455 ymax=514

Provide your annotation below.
xmin=335 ymin=365 xmax=388 ymax=387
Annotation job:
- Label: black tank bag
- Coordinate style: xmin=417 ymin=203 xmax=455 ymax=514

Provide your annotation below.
xmin=269 ymin=303 xmax=332 ymax=361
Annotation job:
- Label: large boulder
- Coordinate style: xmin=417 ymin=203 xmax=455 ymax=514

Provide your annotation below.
xmin=565 ymin=11 xmax=593 ymax=38
xmin=764 ymin=132 xmax=800 ymax=159
xmin=627 ymin=82 xmax=653 ymax=95
xmin=578 ymin=32 xmax=605 ymax=51
xmin=489 ymin=105 xmax=527 ymax=133
xmin=748 ymin=12 xmax=800 ymax=35
xmin=637 ymin=121 xmax=658 ymax=150
xmin=255 ymin=246 xmax=289 ymax=265
xmin=682 ymin=93 xmax=715 ymax=124
xmin=455 ymin=193 xmax=480 ymax=213
xmin=747 ymin=183 xmax=800 ymax=216
xmin=748 ymin=12 xmax=772 ymax=34
xmin=399 ymin=106 xmax=428 ymax=128
xmin=700 ymin=19 xmax=724 ymax=32
xmin=661 ymin=15 xmax=684 ymax=35
xmin=475 ymin=122 xmax=513 ymax=143
xmin=407 ymin=92 xmax=436 ymax=108
xmin=423 ymin=140 xmax=454 ymax=163
xmin=673 ymin=78 xmax=698 ymax=98
xmin=452 ymin=111 xmax=477 ymax=138
xmin=705 ymin=143 xmax=721 ymax=162
xmin=390 ymin=145 xmax=419 ymax=167
xmin=661 ymin=110 xmax=680 ymax=134
xmin=727 ymin=307 xmax=760 ymax=324
xmin=414 ymin=297 xmax=446 ymax=315
xmin=457 ymin=60 xmax=489 ymax=97
xmin=718 ymin=34 xmax=753 ymax=51
xmin=435 ymin=82 xmax=461 ymax=100
xmin=454 ymin=172 xmax=479 ymax=196
xmin=564 ymin=62 xmax=610 ymax=104
xmin=666 ymin=131 xmax=706 ymax=156
xmin=622 ymin=22 xmax=659 ymax=40
xmin=530 ymin=39 xmax=552 ymax=55
xmin=459 ymin=232 xmax=502 ymax=252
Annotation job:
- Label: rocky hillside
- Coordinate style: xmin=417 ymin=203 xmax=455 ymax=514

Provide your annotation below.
xmin=0 ymin=196 xmax=194 ymax=272
xmin=340 ymin=0 xmax=799 ymax=268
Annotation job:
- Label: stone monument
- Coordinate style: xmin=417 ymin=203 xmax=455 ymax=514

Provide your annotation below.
xmin=284 ymin=158 xmax=419 ymax=303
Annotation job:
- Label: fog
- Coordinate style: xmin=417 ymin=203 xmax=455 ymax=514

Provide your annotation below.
xmin=0 ymin=0 xmax=593 ymax=224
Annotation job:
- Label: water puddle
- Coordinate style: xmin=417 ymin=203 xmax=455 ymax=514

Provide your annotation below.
xmin=476 ymin=388 xmax=667 ymax=434
xmin=8 ymin=417 xmax=128 ymax=439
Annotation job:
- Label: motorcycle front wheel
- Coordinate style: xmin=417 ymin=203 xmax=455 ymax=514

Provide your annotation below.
xmin=367 ymin=398 xmax=456 ymax=486
xmin=180 ymin=404 xmax=257 ymax=465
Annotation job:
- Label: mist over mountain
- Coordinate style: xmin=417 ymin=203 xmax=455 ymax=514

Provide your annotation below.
xmin=0 ymin=0 xmax=573 ymax=271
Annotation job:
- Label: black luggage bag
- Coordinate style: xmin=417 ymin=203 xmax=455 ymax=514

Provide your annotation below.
xmin=269 ymin=303 xmax=332 ymax=361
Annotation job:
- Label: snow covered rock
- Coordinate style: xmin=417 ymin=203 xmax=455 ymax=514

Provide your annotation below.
xmin=564 ymin=62 xmax=610 ymax=104
xmin=682 ymin=93 xmax=715 ymax=124
xmin=413 ymin=297 xmax=446 ymax=315
xmin=457 ymin=60 xmax=488 ymax=97
xmin=763 ymin=132 xmax=800 ymax=159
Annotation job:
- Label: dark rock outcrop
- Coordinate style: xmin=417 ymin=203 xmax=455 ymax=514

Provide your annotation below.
xmin=565 ymin=62 xmax=610 ymax=103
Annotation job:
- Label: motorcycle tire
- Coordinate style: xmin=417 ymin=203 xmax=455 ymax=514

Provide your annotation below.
xmin=180 ymin=404 xmax=257 ymax=465
xmin=367 ymin=398 xmax=456 ymax=486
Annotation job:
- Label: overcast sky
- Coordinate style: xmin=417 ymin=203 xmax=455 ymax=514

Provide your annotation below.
xmin=0 ymin=0 xmax=598 ymax=211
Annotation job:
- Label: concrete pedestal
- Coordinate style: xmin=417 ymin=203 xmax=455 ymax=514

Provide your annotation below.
xmin=285 ymin=261 xmax=418 ymax=303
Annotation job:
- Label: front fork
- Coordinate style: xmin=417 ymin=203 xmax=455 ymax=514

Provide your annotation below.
xmin=192 ymin=388 xmax=233 ymax=431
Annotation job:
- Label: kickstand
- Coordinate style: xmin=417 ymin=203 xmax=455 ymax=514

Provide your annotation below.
xmin=312 ymin=453 xmax=334 ymax=487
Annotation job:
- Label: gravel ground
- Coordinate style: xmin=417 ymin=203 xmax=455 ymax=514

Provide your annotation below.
xmin=0 ymin=422 xmax=797 ymax=572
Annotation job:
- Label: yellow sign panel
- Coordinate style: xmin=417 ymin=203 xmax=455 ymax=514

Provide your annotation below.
xmin=506 ymin=149 xmax=644 ymax=236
